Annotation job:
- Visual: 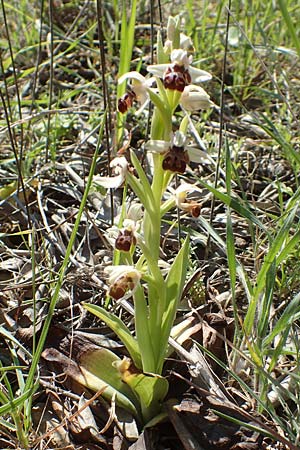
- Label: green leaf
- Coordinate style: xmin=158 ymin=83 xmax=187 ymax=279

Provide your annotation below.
xmin=277 ymin=230 xmax=300 ymax=265
xmin=263 ymin=293 xmax=300 ymax=347
xmin=257 ymin=260 xmax=276 ymax=342
xmin=78 ymin=347 xmax=140 ymax=416
xmin=82 ymin=303 xmax=142 ymax=369
xmin=147 ymin=87 xmax=172 ymax=132
xmin=244 ymin=205 xmax=298 ymax=334
xmin=129 ymin=150 xmax=156 ymax=214
xmin=121 ymin=361 xmax=169 ymax=423
xmin=133 ymin=283 xmax=157 ymax=373
xmin=159 ymin=237 xmax=190 ymax=373
xmin=126 ymin=171 xmax=156 ymax=218
xmin=0 ymin=381 xmax=38 ymax=415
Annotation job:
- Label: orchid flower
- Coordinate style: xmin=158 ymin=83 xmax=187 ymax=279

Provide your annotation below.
xmin=106 ymin=203 xmax=143 ymax=252
xmin=174 ymin=183 xmax=202 ymax=217
xmin=147 ymin=49 xmax=212 ymax=91
xmin=117 ymin=67 xmax=213 ymax=118
xmin=105 ymin=265 xmax=142 ymax=300
xmin=93 ymin=156 xmax=128 ymax=189
xmin=145 ymin=130 xmax=211 ymax=173
xmin=118 ymin=71 xmax=156 ymax=113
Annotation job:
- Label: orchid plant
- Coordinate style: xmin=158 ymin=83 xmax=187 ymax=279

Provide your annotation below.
xmin=83 ymin=16 xmax=213 ymax=425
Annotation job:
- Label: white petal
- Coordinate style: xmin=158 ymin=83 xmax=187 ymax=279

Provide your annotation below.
xmin=175 ymin=183 xmax=201 ymax=197
xmin=93 ymin=157 xmax=128 ymax=189
xmin=187 ymin=147 xmax=213 ymax=164
xmin=175 ymin=183 xmax=202 ymax=209
xmin=173 ymin=130 xmax=186 ymax=147
xmin=132 ymin=82 xmax=148 ymax=104
xmin=105 ymin=264 xmax=135 ymax=280
xmin=189 ymin=66 xmax=212 ymax=83
xmin=110 ymin=156 xmax=128 ymax=170
xmin=135 ymin=97 xmax=150 ymax=116
xmin=147 ymin=63 xmax=169 ymax=77
xmin=179 ymin=33 xmax=194 ymax=51
xmin=126 ymin=203 xmax=143 ymax=222
xmin=118 ymin=71 xmax=146 ymax=85
xmin=170 ymin=49 xmax=190 ymax=67
xmin=105 ymin=226 xmax=119 ymax=242
xmin=145 ymin=139 xmax=170 ymax=154
xmin=105 ymin=265 xmax=142 ymax=290
xmin=93 ymin=173 xmax=124 ymax=189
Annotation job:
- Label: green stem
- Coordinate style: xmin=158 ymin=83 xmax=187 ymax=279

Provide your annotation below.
xmin=14 ymin=413 xmax=28 ymax=449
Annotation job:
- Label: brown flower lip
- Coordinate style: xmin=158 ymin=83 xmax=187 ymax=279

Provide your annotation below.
xmin=115 ymin=229 xmax=136 ymax=252
xmin=191 ymin=204 xmax=201 ymax=218
xmin=109 ymin=274 xmax=137 ymax=300
xmin=118 ymin=90 xmax=136 ymax=113
xmin=162 ymin=145 xmax=190 ymax=173
xmin=163 ymin=64 xmax=192 ymax=92
xmin=109 ymin=284 xmax=126 ymax=300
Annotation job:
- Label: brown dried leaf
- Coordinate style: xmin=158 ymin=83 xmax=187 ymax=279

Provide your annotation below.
xmin=170 ymin=397 xmax=264 ymax=450
xmin=32 ymin=403 xmax=71 ymax=448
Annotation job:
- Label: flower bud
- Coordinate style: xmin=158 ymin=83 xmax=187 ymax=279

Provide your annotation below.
xmin=181 ymin=85 xmax=213 ymax=111
xmin=166 ymin=16 xmax=180 ymax=49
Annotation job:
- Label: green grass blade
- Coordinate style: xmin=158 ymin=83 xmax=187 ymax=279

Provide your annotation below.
xmin=116 ymin=0 xmax=137 ymax=142
xmin=277 ymin=0 xmax=300 ymax=57
xmin=263 ymin=293 xmax=300 ymax=347
xmin=24 ymin=115 xmax=106 ymax=395
xmin=0 ymin=383 xmax=38 ymax=415
xmin=198 ymin=179 xmax=269 ymax=235
xmin=255 ymin=206 xmax=297 ymax=299
xmin=225 ymin=138 xmax=239 ymax=331
xmin=244 ymin=206 xmax=297 ymax=334
xmin=256 ymin=261 xmax=276 ymax=343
